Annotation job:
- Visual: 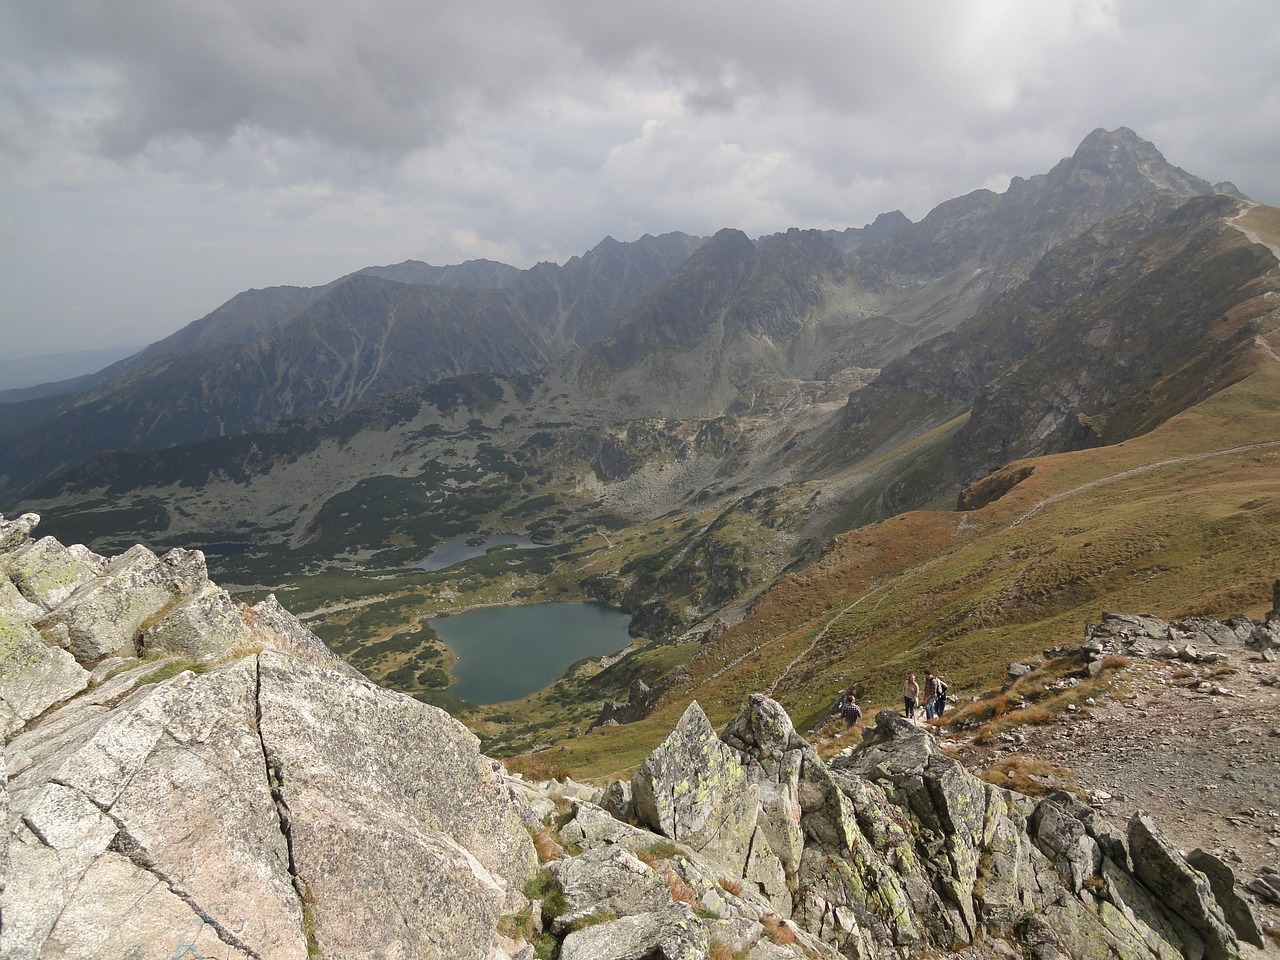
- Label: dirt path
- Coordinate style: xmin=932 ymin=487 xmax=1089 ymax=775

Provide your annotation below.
xmin=1230 ymin=203 xmax=1280 ymax=262
xmin=1012 ymin=441 xmax=1280 ymax=527
xmin=763 ymin=580 xmax=891 ymax=694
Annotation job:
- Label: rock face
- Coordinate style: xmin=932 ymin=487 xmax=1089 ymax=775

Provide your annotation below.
xmin=1 ymin=515 xmax=536 ymax=960
xmin=590 ymin=677 xmax=657 ymax=730
xmin=501 ymin=692 xmax=1260 ymax=959
xmin=1 ymin=512 xmax=1261 ymax=959
xmin=631 ymin=701 xmax=761 ymax=870
xmin=522 ymin=695 xmax=1253 ymax=960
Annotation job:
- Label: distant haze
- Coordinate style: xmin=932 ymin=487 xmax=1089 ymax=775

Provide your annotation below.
xmin=2 ymin=0 xmax=1278 ymax=359
xmin=0 ymin=346 xmax=140 ymax=390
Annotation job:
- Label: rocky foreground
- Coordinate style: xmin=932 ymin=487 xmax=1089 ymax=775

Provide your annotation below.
xmin=0 ymin=513 xmax=1269 ymax=959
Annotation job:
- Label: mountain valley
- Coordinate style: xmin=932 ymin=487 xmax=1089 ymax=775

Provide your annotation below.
xmin=4 ymin=127 xmax=1279 ymax=776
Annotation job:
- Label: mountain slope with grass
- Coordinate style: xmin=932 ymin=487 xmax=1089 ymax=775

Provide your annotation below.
xmin=541 ymin=338 xmax=1280 ymax=781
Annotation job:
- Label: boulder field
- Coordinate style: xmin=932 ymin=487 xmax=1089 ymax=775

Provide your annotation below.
xmin=0 ymin=513 xmax=1263 ymax=959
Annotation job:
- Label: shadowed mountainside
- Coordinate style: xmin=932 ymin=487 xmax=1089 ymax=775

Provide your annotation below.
xmin=0 ymin=233 xmax=705 ymax=501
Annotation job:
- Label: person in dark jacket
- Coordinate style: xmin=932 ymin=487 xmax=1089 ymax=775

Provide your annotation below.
xmin=923 ymin=672 xmax=940 ymax=720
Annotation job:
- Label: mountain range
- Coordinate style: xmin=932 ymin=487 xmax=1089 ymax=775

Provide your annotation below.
xmin=4 ymin=124 xmax=1280 ymax=959
xmin=4 ymin=126 xmax=1279 ymax=750
xmin=0 ymin=127 xmax=1230 ymax=501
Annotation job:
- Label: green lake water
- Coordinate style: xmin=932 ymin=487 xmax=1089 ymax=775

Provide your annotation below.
xmin=429 ymin=602 xmax=633 ymax=704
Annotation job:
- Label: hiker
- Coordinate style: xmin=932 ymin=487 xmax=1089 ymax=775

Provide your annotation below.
xmin=903 ymin=674 xmax=919 ymax=720
xmin=838 ymin=692 xmax=862 ymax=729
xmin=922 ymin=672 xmax=940 ymax=720
xmin=818 ymin=690 xmax=849 ymax=737
xmin=934 ymin=675 xmax=949 ymax=717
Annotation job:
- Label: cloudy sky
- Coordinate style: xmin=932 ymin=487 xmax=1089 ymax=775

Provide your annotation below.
xmin=3 ymin=0 xmax=1278 ymax=362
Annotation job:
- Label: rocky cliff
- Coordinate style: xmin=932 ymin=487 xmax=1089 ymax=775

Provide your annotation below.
xmin=0 ymin=512 xmax=536 ymax=959
xmin=1 ymin=512 xmax=1264 ymax=958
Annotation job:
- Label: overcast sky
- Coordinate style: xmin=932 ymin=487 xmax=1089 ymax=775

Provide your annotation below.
xmin=3 ymin=0 xmax=1278 ymax=361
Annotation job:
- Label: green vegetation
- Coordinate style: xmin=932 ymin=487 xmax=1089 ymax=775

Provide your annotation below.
xmin=38 ymin=498 xmax=171 ymax=550
xmin=301 ymin=474 xmax=505 ymax=562
xmin=138 ymin=657 xmax=209 ymax=685
xmin=523 ymin=868 xmax=568 ymax=919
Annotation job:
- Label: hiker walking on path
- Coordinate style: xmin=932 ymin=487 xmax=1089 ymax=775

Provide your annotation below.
xmin=838 ymin=692 xmax=862 ymax=730
xmin=933 ymin=675 xmax=948 ymax=718
xmin=922 ymin=672 xmax=940 ymax=720
xmin=903 ymin=674 xmax=919 ymax=721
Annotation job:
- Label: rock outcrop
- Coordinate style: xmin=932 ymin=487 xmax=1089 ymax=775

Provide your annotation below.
xmin=590 ymin=677 xmax=658 ymax=730
xmin=525 ymin=695 xmax=1254 ymax=960
xmin=2 ymin=512 xmax=1263 ymax=959
xmin=1 ymin=514 xmax=536 ymax=959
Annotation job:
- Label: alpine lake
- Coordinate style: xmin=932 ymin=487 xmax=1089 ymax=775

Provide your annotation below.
xmin=430 ymin=601 xmax=633 ymax=704
xmin=420 ymin=535 xmax=634 ymax=704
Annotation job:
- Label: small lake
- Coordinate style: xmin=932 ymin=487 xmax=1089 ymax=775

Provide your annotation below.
xmin=429 ymin=602 xmax=633 ymax=704
xmin=416 ymin=534 xmax=539 ymax=571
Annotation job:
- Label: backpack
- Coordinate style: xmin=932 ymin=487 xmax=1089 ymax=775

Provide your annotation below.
xmin=936 ymin=679 xmax=948 ymax=697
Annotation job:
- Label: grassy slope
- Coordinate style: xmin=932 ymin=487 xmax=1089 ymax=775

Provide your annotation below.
xmin=548 ymin=342 xmax=1280 ymax=783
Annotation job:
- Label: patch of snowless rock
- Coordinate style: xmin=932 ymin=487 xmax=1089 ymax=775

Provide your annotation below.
xmin=0 ymin=511 xmax=1268 ymax=959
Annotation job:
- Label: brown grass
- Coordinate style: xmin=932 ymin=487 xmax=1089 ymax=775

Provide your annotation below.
xmin=946 ymin=652 xmax=1130 ymax=741
xmin=215 ymin=641 xmax=265 ymax=665
xmin=949 ymin=690 xmax=1021 ymax=731
xmin=761 ymin=915 xmax=798 ymax=946
xmin=717 ymin=875 xmax=744 ymax=897
xmin=708 ymin=940 xmax=749 ymax=960
xmin=636 ymin=841 xmax=680 ymax=867
xmin=505 ymin=751 xmax=571 ymax=783
xmin=564 ymin=910 xmax=619 ymax=933
xmin=531 ymin=824 xmax=564 ymax=863
xmin=815 ymin=722 xmax=865 ymax=760
xmin=663 ymin=867 xmax=700 ymax=908
xmin=981 ymin=754 xmax=1080 ymax=797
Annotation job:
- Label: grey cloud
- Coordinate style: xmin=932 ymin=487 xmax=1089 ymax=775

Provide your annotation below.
xmin=2 ymin=0 xmax=1279 ymax=360
xmin=6 ymin=0 xmax=1278 ymax=187
xmin=6 ymin=0 xmax=576 ymax=156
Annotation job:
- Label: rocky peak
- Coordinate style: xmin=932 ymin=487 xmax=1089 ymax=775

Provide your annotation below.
xmin=1073 ymin=125 xmax=1163 ymax=167
xmin=1059 ymin=125 xmax=1213 ymax=195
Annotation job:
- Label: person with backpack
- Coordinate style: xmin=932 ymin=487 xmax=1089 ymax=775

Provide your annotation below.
xmin=923 ymin=672 xmax=940 ymax=720
xmin=838 ymin=692 xmax=862 ymax=729
xmin=934 ymin=675 xmax=949 ymax=717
